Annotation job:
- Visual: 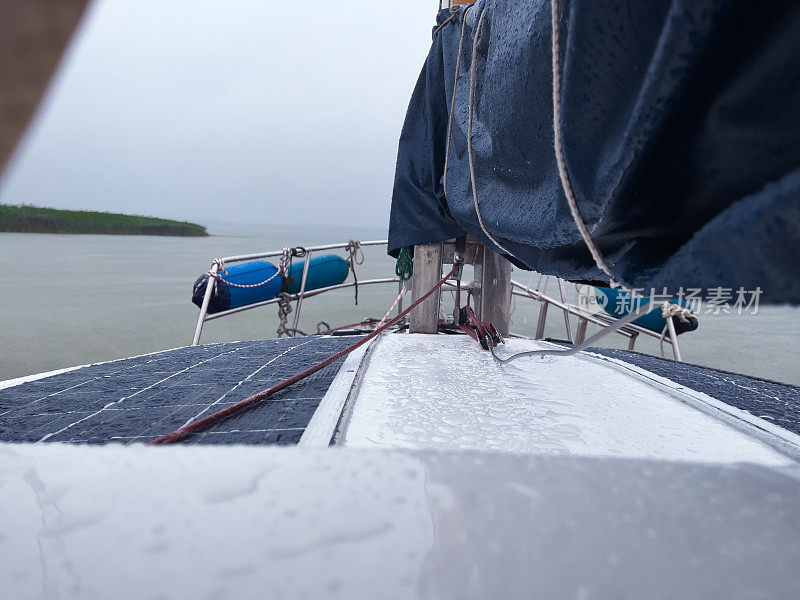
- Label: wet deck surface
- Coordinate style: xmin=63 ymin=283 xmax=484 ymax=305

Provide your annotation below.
xmin=343 ymin=336 xmax=792 ymax=464
xmin=3 ymin=444 xmax=800 ymax=599
xmin=588 ymin=347 xmax=800 ymax=437
xmin=0 ymin=337 xmax=357 ymax=445
xmin=1 ymin=334 xmax=798 ymax=447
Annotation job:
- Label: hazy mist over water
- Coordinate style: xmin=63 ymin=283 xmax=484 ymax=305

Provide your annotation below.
xmin=3 ymin=1 xmax=796 ymax=386
xmin=1 ymin=223 xmax=798 ymax=386
xmin=0 ymin=0 xmax=436 ymax=229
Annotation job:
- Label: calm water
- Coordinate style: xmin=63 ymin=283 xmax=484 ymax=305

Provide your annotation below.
xmin=1 ymin=224 xmax=799 ymax=385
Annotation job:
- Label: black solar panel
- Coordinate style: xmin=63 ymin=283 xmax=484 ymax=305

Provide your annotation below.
xmin=0 ymin=336 xmax=360 ymax=445
xmin=4 ymin=336 xmax=796 ymax=446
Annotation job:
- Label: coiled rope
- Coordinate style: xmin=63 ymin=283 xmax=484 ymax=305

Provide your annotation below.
xmin=345 ymin=239 xmax=364 ymax=305
xmin=395 ymin=246 xmax=414 ymax=281
xmin=148 ymin=265 xmax=459 ymax=445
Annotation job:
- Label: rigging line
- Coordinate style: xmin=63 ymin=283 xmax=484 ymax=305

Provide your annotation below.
xmin=432 ymin=8 xmax=458 ymax=39
xmin=147 ymin=265 xmax=460 ymax=445
xmin=376 ymin=284 xmax=407 ymax=330
xmin=467 ymin=7 xmax=520 ymax=261
xmin=550 ymin=0 xmax=615 ymax=284
xmin=489 ymin=298 xmax=654 ymax=363
xmin=345 ymin=239 xmax=364 ymax=305
xmin=443 ymin=3 xmax=473 ymax=196
xmin=316 ymin=318 xmax=380 ymax=334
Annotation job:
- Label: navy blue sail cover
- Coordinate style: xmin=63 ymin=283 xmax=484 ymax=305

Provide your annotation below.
xmin=388 ymin=0 xmax=800 ymax=303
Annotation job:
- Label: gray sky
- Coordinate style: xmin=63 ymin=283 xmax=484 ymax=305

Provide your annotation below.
xmin=0 ymin=0 xmax=437 ymax=228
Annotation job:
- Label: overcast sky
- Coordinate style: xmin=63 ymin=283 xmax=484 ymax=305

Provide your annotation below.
xmin=0 ymin=0 xmax=437 ymax=228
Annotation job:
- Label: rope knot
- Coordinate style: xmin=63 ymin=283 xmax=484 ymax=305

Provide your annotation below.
xmin=658 ymin=302 xmax=695 ymax=357
xmin=193 ymin=258 xmax=228 ymax=296
xmin=661 ymin=301 xmax=694 ymax=323
xmin=278 ymin=247 xmax=292 ymax=278
xmin=344 ymin=239 xmax=363 ymax=264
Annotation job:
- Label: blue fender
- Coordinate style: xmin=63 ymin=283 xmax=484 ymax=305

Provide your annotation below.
xmin=595 ymin=287 xmax=698 ymax=335
xmin=193 ymin=255 xmax=350 ymax=314
xmin=285 ymin=255 xmax=350 ymax=294
xmin=192 ymin=261 xmax=281 ymax=314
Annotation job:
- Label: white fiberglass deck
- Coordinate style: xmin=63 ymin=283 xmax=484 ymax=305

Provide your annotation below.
xmin=3 ymin=444 xmax=800 ymax=600
xmin=342 ymin=335 xmax=792 ymax=465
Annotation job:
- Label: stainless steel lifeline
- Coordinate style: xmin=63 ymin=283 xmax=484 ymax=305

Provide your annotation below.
xmin=511 ymin=278 xmax=684 ymax=360
xmin=191 ymin=241 xmax=686 ymax=361
xmin=191 ymin=240 xmax=394 ymax=345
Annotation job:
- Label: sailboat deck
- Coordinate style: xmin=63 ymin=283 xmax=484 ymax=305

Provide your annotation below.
xmin=0 ymin=334 xmax=798 ymax=456
xmin=589 ymin=347 xmax=800 ymax=434
xmin=341 ymin=335 xmax=796 ymax=465
xmin=2 ymin=334 xmax=800 ymax=599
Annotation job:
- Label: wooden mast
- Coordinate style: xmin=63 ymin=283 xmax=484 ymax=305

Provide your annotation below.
xmin=409 ymin=0 xmax=513 ymax=336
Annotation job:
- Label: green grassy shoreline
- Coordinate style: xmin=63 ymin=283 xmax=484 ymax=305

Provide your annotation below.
xmin=0 ymin=204 xmax=208 ymax=237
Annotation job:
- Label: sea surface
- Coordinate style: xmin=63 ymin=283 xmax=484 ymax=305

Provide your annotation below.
xmin=1 ymin=223 xmax=798 ymax=385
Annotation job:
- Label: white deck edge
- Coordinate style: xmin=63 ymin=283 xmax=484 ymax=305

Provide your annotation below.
xmin=298 ymin=341 xmax=372 ymax=447
xmin=0 ymin=366 xmax=84 ymax=391
xmin=0 ymin=346 xmax=193 ymax=391
xmin=584 ymin=350 xmax=800 ymax=462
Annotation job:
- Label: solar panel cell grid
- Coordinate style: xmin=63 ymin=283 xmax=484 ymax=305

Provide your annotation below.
xmin=0 ymin=337 xmax=360 ymax=446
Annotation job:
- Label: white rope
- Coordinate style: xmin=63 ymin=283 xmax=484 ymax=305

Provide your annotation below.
xmin=224 ymin=247 xmax=292 ymax=288
xmin=467 ymin=7 xmax=519 ymax=260
xmin=193 ymin=259 xmax=226 ymax=295
xmin=661 ymin=301 xmax=694 ymax=322
xmin=195 ymin=248 xmax=292 ymax=295
xmin=439 ymin=299 xmax=449 ymax=322
xmin=659 ymin=301 xmax=694 ymax=356
xmin=431 ymin=7 xmax=459 ymax=39
xmin=376 ymin=284 xmax=407 ymax=330
xmin=466 ymin=0 xmax=637 ymax=365
xmin=443 ymin=4 xmax=472 ymax=196
xmin=345 ymin=239 xmax=364 ymax=305
xmin=442 ymin=1 xmax=617 ymax=282
xmin=345 ymin=239 xmax=364 ymax=267
xmin=550 ymin=0 xmax=616 ymax=285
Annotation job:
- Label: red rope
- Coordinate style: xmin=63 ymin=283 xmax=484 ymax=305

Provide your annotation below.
xmin=148 ymin=265 xmax=458 ymax=445
xmin=456 ymin=303 xmax=499 ymax=350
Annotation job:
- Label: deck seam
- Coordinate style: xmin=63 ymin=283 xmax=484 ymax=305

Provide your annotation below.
xmin=298 ymin=340 xmax=372 ymax=447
